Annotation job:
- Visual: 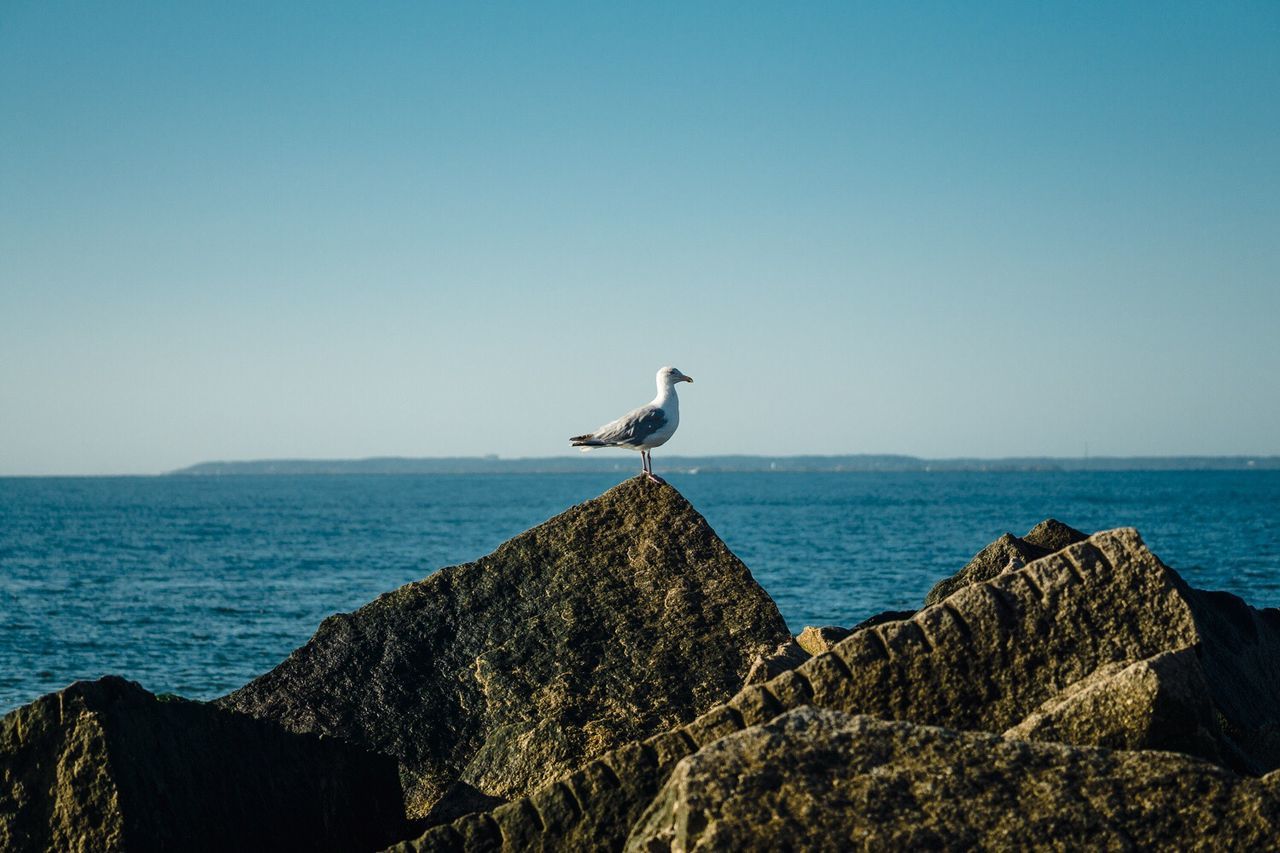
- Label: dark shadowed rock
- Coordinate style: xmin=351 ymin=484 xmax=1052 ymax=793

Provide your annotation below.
xmin=848 ymin=609 xmax=916 ymax=632
xmin=221 ymin=478 xmax=790 ymax=817
xmin=924 ymin=518 xmax=1088 ymax=606
xmin=407 ymin=527 xmax=1280 ymax=850
xmin=0 ymin=676 xmax=406 ymax=853
xmin=625 ymin=707 xmax=1280 ymax=852
xmin=422 ymin=782 xmax=508 ymax=831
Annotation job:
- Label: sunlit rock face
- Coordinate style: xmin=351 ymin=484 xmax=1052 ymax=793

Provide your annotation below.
xmin=220 ymin=477 xmax=790 ymax=818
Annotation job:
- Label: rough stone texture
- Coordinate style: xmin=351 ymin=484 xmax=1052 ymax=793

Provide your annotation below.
xmin=1023 ymin=517 xmax=1090 ymax=553
xmin=924 ymin=518 xmax=1087 ymax=606
xmin=406 ymin=527 xmax=1280 ymax=851
xmin=794 ymin=626 xmax=852 ymax=657
xmin=625 ymin=707 xmax=1280 ymax=852
xmin=0 ymin=676 xmax=406 ymax=853
xmin=1004 ymin=647 xmax=1226 ymax=765
xmin=742 ymin=640 xmax=809 ymax=686
xmin=222 ymin=477 xmax=790 ymax=817
xmin=421 ymin=782 xmax=508 ymax=831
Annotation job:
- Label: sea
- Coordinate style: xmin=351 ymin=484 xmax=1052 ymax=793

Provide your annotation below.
xmin=2 ymin=471 xmax=1278 ymax=714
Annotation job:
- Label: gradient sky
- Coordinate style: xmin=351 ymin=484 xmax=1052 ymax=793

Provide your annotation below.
xmin=2 ymin=2 xmax=1278 ymax=475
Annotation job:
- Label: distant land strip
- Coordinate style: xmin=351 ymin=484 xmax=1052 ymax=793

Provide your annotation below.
xmin=169 ymin=455 xmax=1280 ymax=475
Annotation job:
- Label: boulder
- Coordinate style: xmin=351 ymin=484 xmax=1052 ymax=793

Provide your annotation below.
xmin=409 ymin=527 xmax=1280 ymax=850
xmin=1004 ymin=646 xmax=1227 ymax=765
xmin=625 ymin=707 xmax=1280 ymax=851
xmin=794 ymin=625 xmax=852 ymax=656
xmin=0 ymin=676 xmax=406 ymax=853
xmin=924 ymin=518 xmax=1087 ymax=606
xmin=1023 ymin=517 xmax=1090 ymax=552
xmin=221 ymin=478 xmax=790 ymax=817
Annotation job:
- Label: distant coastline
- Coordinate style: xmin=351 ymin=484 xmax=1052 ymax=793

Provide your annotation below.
xmin=169 ymin=454 xmax=1280 ymax=475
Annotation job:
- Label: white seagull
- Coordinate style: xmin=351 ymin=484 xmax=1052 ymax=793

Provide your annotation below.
xmin=571 ymin=366 xmax=694 ymax=483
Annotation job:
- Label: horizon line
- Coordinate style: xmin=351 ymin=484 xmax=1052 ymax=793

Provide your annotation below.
xmin=7 ymin=452 xmax=1278 ymax=479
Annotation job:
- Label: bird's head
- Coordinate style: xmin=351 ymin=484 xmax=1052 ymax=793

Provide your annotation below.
xmin=659 ymin=366 xmax=694 ymax=386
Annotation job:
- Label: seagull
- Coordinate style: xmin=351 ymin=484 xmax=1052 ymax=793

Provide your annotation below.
xmin=571 ymin=366 xmax=694 ymax=483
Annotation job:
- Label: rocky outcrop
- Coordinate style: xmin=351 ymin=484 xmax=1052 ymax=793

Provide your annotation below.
xmin=924 ymin=518 xmax=1087 ymax=605
xmin=12 ymin=484 xmax=1280 ymax=852
xmin=221 ymin=478 xmax=791 ymax=817
xmin=408 ymin=526 xmax=1280 ymax=850
xmin=626 ymin=707 xmax=1280 ymax=851
xmin=0 ymin=676 xmax=405 ymax=853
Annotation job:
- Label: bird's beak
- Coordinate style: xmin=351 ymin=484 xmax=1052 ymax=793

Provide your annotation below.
xmin=681 ymin=375 xmax=694 ymax=383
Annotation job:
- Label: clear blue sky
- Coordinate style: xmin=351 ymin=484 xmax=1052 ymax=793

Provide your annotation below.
xmin=2 ymin=2 xmax=1277 ymax=475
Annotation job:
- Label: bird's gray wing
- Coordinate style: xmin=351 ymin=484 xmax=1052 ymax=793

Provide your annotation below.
xmin=594 ymin=405 xmax=667 ymax=446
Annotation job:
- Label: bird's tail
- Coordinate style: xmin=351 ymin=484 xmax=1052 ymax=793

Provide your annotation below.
xmin=570 ymin=434 xmax=607 ymax=450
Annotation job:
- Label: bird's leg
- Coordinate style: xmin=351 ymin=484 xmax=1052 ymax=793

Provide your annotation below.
xmin=643 ymin=450 xmax=665 ymax=484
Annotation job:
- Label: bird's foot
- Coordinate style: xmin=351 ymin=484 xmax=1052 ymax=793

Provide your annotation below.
xmin=645 ymin=472 xmax=667 ymax=485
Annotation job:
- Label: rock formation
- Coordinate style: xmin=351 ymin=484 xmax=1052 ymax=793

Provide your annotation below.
xmin=220 ymin=478 xmax=791 ymax=817
xmin=626 ymin=707 xmax=1280 ymax=851
xmin=924 ymin=517 xmax=1087 ymax=605
xmin=8 ymin=482 xmax=1280 ymax=852
xmin=406 ymin=526 xmax=1280 ymax=850
xmin=0 ymin=676 xmax=406 ymax=853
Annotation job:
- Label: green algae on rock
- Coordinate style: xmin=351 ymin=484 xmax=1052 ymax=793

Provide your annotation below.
xmin=220 ymin=477 xmax=791 ymax=818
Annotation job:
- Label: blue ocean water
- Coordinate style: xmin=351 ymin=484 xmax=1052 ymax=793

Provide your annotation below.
xmin=1 ymin=471 xmax=1278 ymax=714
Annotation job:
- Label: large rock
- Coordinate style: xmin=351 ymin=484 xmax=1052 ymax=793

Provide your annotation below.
xmin=221 ymin=478 xmax=790 ymax=817
xmin=924 ymin=518 xmax=1087 ymax=606
xmin=408 ymin=527 xmax=1280 ymax=850
xmin=0 ymin=676 xmax=406 ymax=853
xmin=1003 ymin=646 xmax=1227 ymax=765
xmin=626 ymin=707 xmax=1280 ymax=851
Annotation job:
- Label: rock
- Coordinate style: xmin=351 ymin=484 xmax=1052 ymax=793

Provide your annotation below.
xmin=1023 ymin=517 xmax=1089 ymax=552
xmin=625 ymin=707 xmax=1280 ymax=851
xmin=1003 ymin=647 xmax=1227 ymax=766
xmin=794 ymin=626 xmax=852 ymax=656
xmin=409 ymin=527 xmax=1280 ymax=850
xmin=422 ymin=782 xmax=508 ymax=830
xmin=221 ymin=478 xmax=790 ymax=817
xmin=0 ymin=676 xmax=406 ymax=853
xmin=847 ymin=610 xmax=915 ymax=632
xmin=743 ymin=640 xmax=810 ymax=685
xmin=924 ymin=518 xmax=1087 ymax=606
xmin=794 ymin=615 xmax=912 ymax=660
